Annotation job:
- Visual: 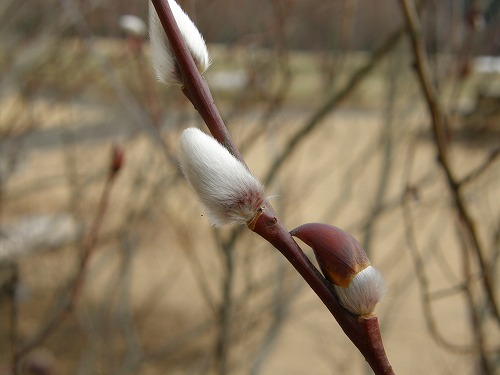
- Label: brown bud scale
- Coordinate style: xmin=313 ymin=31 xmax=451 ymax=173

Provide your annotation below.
xmin=290 ymin=223 xmax=370 ymax=287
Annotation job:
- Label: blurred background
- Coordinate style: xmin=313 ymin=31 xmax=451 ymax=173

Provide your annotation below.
xmin=0 ymin=0 xmax=499 ymax=374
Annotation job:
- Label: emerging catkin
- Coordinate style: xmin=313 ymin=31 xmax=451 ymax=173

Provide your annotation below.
xmin=179 ymin=128 xmax=265 ymax=227
xmin=333 ymin=266 xmax=385 ymax=316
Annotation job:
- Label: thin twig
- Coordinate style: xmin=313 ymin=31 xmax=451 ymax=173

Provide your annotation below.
xmin=458 ymin=147 xmax=500 ymax=187
xmin=458 ymin=219 xmax=493 ymax=374
xmin=7 ymin=263 xmax=19 ymax=371
xmin=150 ymin=1 xmax=395 ymax=373
xmin=263 ymin=18 xmax=407 ymax=186
xmin=397 ymin=0 xmax=500 ymax=324
xmin=248 ymin=261 xmax=294 ymax=375
xmin=12 ymin=146 xmax=122 ymax=370
xmin=213 ymin=229 xmax=239 ymax=375
xmin=402 ymin=189 xmax=473 ymax=353
xmin=362 ymin=48 xmax=398 ymax=255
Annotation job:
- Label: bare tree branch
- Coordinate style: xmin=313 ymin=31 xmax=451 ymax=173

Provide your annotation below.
xmin=150 ymin=0 xmax=395 ymax=373
xmin=397 ymin=0 xmax=500 ymax=325
xmin=12 ymin=146 xmax=123 ymax=371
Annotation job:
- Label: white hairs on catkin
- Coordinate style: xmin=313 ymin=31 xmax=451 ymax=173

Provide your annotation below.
xmin=149 ymin=0 xmax=209 ymax=85
xmin=179 ymin=128 xmax=265 ymax=226
xmin=333 ymin=266 xmax=385 ymax=316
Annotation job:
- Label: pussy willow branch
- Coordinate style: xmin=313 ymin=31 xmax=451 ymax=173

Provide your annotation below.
xmin=149 ymin=0 xmax=245 ymax=167
xmin=251 ymin=206 xmax=393 ymax=374
xmin=12 ymin=151 xmax=121 ymax=370
xmin=150 ymin=1 xmax=394 ymax=373
xmin=397 ymin=0 xmax=499 ymax=324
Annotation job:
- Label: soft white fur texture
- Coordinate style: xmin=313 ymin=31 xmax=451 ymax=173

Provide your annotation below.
xmin=179 ymin=128 xmax=265 ymax=226
xmin=333 ymin=266 xmax=385 ymax=316
xmin=149 ymin=0 xmax=209 ymax=84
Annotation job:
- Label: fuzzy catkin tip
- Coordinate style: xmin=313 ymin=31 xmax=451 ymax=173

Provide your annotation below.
xmin=179 ymin=128 xmax=265 ymax=227
xmin=333 ymin=265 xmax=385 ymax=316
xmin=149 ymin=0 xmax=210 ymax=85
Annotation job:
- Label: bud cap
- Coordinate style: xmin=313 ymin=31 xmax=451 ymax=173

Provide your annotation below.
xmin=291 ymin=223 xmax=385 ymax=316
xmin=291 ymin=223 xmax=370 ymax=287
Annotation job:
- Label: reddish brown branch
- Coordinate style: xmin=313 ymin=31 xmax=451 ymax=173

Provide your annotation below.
xmin=150 ymin=0 xmax=245 ymax=166
xmin=252 ymin=206 xmax=394 ymax=374
xmin=150 ymin=1 xmax=395 ymax=373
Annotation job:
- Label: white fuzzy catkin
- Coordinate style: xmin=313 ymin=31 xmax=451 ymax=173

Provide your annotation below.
xmin=333 ymin=266 xmax=385 ymax=316
xmin=149 ymin=0 xmax=209 ymax=85
xmin=179 ymin=128 xmax=265 ymax=226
